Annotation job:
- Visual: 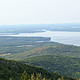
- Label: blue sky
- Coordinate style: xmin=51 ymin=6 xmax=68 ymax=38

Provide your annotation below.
xmin=0 ymin=0 xmax=80 ymax=25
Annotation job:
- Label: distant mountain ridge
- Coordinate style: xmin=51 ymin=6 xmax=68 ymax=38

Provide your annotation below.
xmin=0 ymin=24 xmax=80 ymax=33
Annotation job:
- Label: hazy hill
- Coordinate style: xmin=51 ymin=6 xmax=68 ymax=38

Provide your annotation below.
xmin=1 ymin=24 xmax=80 ymax=33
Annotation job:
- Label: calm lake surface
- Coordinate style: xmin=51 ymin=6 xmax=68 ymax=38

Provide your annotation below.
xmin=0 ymin=31 xmax=80 ymax=46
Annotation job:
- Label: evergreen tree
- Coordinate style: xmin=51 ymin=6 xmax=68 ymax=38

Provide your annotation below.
xmin=20 ymin=71 xmax=29 ymax=80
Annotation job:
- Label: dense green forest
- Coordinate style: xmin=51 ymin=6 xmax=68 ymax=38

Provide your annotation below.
xmin=0 ymin=36 xmax=50 ymax=43
xmin=4 ymin=44 xmax=80 ymax=60
xmin=21 ymin=55 xmax=80 ymax=78
xmin=1 ymin=36 xmax=80 ymax=79
xmin=0 ymin=36 xmax=63 ymax=55
xmin=0 ymin=58 xmax=76 ymax=80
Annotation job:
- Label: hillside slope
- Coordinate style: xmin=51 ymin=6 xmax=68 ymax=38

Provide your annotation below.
xmin=21 ymin=55 xmax=80 ymax=78
xmin=4 ymin=45 xmax=80 ymax=60
xmin=0 ymin=58 xmax=76 ymax=80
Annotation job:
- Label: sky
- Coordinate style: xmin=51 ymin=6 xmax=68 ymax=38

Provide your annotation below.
xmin=0 ymin=0 xmax=80 ymax=25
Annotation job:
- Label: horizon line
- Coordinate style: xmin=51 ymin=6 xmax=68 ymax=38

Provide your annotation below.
xmin=0 ymin=23 xmax=80 ymax=25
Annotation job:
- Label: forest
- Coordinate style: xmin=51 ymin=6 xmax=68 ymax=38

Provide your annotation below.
xmin=1 ymin=36 xmax=80 ymax=79
xmin=21 ymin=55 xmax=80 ymax=78
xmin=0 ymin=58 xmax=77 ymax=80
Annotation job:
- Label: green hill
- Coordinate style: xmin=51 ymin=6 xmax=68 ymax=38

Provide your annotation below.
xmin=21 ymin=55 xmax=80 ymax=78
xmin=0 ymin=58 xmax=76 ymax=80
xmin=0 ymin=41 xmax=62 ymax=55
xmin=4 ymin=45 xmax=80 ymax=60
xmin=2 ymin=41 xmax=80 ymax=79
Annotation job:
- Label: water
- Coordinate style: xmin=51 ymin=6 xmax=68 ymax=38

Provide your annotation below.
xmin=0 ymin=31 xmax=80 ymax=46
xmin=17 ymin=45 xmax=33 ymax=47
